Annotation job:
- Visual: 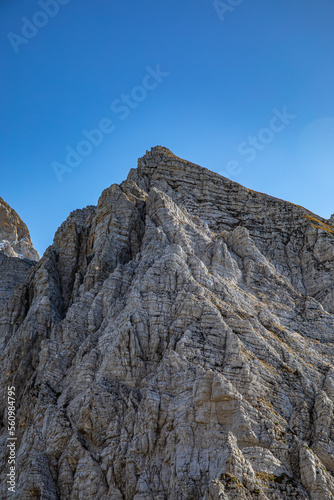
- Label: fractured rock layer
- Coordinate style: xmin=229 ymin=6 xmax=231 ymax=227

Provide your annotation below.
xmin=0 ymin=147 xmax=334 ymax=499
xmin=0 ymin=197 xmax=39 ymax=262
xmin=0 ymin=253 xmax=35 ymax=311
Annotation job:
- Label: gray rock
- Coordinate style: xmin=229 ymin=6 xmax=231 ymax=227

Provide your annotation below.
xmin=0 ymin=197 xmax=39 ymax=322
xmin=0 ymin=147 xmax=334 ymax=499
xmin=0 ymin=253 xmax=35 ymax=310
xmin=0 ymin=196 xmax=40 ymax=262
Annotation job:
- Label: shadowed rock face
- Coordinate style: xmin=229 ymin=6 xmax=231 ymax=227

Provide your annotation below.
xmin=0 ymin=147 xmax=334 ymax=499
xmin=0 ymin=253 xmax=36 ymax=310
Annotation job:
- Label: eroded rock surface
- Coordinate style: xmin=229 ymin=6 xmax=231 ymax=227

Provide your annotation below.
xmin=0 ymin=253 xmax=35 ymax=310
xmin=0 ymin=147 xmax=334 ymax=499
xmin=0 ymin=197 xmax=40 ymax=262
xmin=0 ymin=198 xmax=39 ymax=314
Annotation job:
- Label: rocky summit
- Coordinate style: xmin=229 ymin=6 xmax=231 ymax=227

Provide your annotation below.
xmin=1 ymin=146 xmax=334 ymax=499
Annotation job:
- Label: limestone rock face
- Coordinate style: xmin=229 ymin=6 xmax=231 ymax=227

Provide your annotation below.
xmin=0 ymin=198 xmax=39 ymax=312
xmin=1 ymin=147 xmax=334 ymax=499
xmin=0 ymin=197 xmax=40 ymax=262
xmin=0 ymin=253 xmax=36 ymax=310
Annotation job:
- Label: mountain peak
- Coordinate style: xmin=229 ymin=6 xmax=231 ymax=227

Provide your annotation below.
xmin=0 ymin=197 xmax=39 ymax=261
xmin=140 ymin=145 xmax=188 ymax=164
xmin=147 ymin=145 xmax=175 ymax=155
xmin=1 ymin=150 xmax=334 ymax=498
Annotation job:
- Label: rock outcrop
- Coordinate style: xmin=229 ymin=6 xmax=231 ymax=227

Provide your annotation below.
xmin=0 ymin=147 xmax=334 ymax=499
xmin=0 ymin=253 xmax=36 ymax=310
xmin=0 ymin=198 xmax=39 ymax=311
xmin=0 ymin=197 xmax=40 ymax=262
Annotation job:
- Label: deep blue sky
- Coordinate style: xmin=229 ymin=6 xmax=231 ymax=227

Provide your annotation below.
xmin=1 ymin=0 xmax=334 ymax=255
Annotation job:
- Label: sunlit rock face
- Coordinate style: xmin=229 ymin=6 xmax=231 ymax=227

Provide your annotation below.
xmin=0 ymin=197 xmax=40 ymax=262
xmin=0 ymin=147 xmax=334 ymax=499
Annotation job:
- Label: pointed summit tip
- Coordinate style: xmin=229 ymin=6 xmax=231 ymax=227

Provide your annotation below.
xmin=143 ymin=146 xmax=177 ymax=158
xmin=137 ymin=146 xmax=183 ymax=171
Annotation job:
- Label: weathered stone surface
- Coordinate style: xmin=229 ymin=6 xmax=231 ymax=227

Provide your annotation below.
xmin=0 ymin=197 xmax=39 ymax=262
xmin=0 ymin=253 xmax=35 ymax=310
xmin=0 ymin=198 xmax=39 ymax=316
xmin=0 ymin=146 xmax=334 ymax=499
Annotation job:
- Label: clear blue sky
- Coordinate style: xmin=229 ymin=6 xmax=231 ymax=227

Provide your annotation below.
xmin=1 ymin=0 xmax=334 ymax=255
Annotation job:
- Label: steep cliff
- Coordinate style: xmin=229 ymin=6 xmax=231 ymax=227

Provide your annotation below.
xmin=0 ymin=198 xmax=39 ymax=310
xmin=0 ymin=147 xmax=334 ymax=499
xmin=0 ymin=253 xmax=36 ymax=311
xmin=0 ymin=197 xmax=39 ymax=262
